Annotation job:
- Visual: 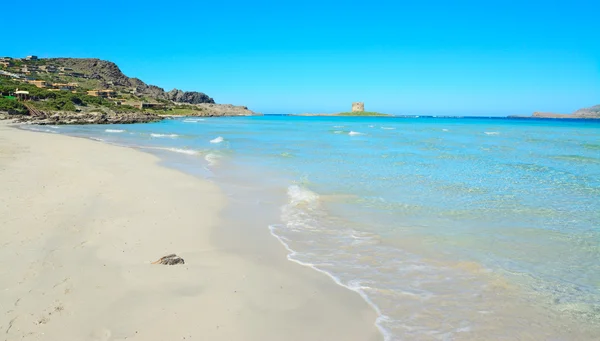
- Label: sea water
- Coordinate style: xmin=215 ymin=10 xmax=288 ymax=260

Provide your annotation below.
xmin=33 ymin=116 xmax=600 ymax=340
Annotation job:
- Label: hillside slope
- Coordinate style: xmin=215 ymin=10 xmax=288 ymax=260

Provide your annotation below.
xmin=43 ymin=58 xmax=215 ymax=104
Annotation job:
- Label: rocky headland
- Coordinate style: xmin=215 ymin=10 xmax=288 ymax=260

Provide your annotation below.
xmin=512 ymin=104 xmax=600 ymax=119
xmin=0 ymin=56 xmax=258 ymax=124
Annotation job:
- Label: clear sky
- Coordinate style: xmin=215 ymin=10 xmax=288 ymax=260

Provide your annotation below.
xmin=5 ymin=0 xmax=599 ymax=115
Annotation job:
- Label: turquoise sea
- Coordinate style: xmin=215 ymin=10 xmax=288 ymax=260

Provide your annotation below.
xmin=28 ymin=116 xmax=600 ymax=340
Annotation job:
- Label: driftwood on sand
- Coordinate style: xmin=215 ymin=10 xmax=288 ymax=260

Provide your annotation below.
xmin=152 ymin=254 xmax=185 ymax=265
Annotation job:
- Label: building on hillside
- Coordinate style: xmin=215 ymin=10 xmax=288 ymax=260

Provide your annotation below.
xmin=39 ymin=65 xmax=57 ymax=73
xmin=52 ymin=83 xmax=76 ymax=91
xmin=59 ymin=67 xmax=73 ymax=72
xmin=139 ymin=102 xmax=166 ymax=110
xmin=87 ymin=89 xmax=116 ymax=98
xmin=15 ymin=90 xmax=30 ymax=100
xmin=0 ymin=61 xmax=12 ymax=68
xmin=0 ymin=70 xmax=22 ymax=79
xmin=20 ymin=66 xmax=38 ymax=74
xmin=25 ymin=55 xmax=38 ymax=61
xmin=28 ymin=80 xmax=48 ymax=88
xmin=69 ymin=72 xmax=85 ymax=78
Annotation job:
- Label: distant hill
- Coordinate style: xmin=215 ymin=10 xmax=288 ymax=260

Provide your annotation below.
xmin=529 ymin=105 xmax=600 ymax=119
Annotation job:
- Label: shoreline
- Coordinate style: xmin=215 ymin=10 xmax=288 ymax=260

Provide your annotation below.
xmin=0 ymin=124 xmax=381 ymax=341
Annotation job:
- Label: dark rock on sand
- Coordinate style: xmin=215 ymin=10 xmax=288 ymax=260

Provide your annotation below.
xmin=152 ymin=254 xmax=185 ymax=265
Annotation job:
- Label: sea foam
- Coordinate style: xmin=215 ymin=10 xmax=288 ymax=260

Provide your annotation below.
xmin=163 ymin=147 xmax=199 ymax=155
xmin=349 ymin=131 xmax=365 ymax=136
xmin=105 ymin=129 xmax=125 ymax=133
xmin=204 ymin=153 xmax=222 ymax=166
xmin=151 ymin=133 xmax=179 ymax=138
xmin=210 ymin=136 xmax=224 ymax=144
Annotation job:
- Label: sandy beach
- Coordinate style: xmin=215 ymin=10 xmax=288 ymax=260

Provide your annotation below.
xmin=0 ymin=124 xmax=380 ymax=341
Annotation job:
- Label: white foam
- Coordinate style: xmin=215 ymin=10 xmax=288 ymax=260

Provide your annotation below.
xmin=48 ymin=125 xmax=60 ymax=129
xmin=210 ymin=136 xmax=224 ymax=144
xmin=369 ymin=125 xmax=375 ymax=128
xmin=150 ymin=133 xmax=179 ymax=138
xmin=90 ymin=137 xmax=105 ymax=142
xmin=163 ymin=147 xmax=199 ymax=155
xmin=27 ymin=127 xmax=58 ymax=134
xmin=349 ymin=131 xmax=365 ymax=136
xmin=381 ymin=127 xmax=395 ymax=130
xmin=204 ymin=153 xmax=221 ymax=166
xmin=183 ymin=118 xmax=205 ymax=123
xmin=333 ymin=130 xmax=344 ymax=134
xmin=268 ymin=224 xmax=393 ymax=341
xmin=105 ymin=129 xmax=125 ymax=133
xmin=484 ymin=131 xmax=500 ymax=135
xmin=442 ymin=129 xmax=449 ymax=132
xmin=333 ymin=125 xmax=344 ymax=128
xmin=287 ymin=185 xmax=319 ymax=206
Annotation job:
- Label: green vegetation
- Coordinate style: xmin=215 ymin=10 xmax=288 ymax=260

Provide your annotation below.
xmin=0 ymin=78 xmax=140 ymax=114
xmin=152 ymin=107 xmax=205 ymax=116
xmin=335 ymin=111 xmax=389 ymax=116
xmin=0 ymin=97 xmax=27 ymax=115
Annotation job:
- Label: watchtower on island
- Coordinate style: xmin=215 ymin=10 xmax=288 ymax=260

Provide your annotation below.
xmin=352 ymin=102 xmax=364 ymax=112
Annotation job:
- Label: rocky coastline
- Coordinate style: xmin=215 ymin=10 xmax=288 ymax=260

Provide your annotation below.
xmin=2 ymin=111 xmax=163 ymax=125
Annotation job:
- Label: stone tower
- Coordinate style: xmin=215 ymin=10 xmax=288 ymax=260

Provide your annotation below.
xmin=352 ymin=102 xmax=365 ymax=112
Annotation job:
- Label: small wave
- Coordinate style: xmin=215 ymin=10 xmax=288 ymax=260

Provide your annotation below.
xmin=163 ymin=147 xmax=199 ymax=155
xmin=349 ymin=131 xmax=365 ymax=136
xmin=150 ymin=133 xmax=179 ymax=138
xmin=268 ymin=223 xmax=392 ymax=341
xmin=333 ymin=125 xmax=345 ymax=128
xmin=27 ymin=127 xmax=58 ymax=134
xmin=90 ymin=137 xmax=105 ymax=142
xmin=368 ymin=125 xmax=375 ymax=128
xmin=287 ymin=185 xmax=319 ymax=206
xmin=333 ymin=130 xmax=344 ymax=134
xmin=484 ymin=131 xmax=500 ymax=135
xmin=48 ymin=125 xmax=60 ymax=129
xmin=381 ymin=127 xmax=395 ymax=130
xmin=183 ymin=118 xmax=205 ymax=123
xmin=442 ymin=129 xmax=449 ymax=132
xmin=204 ymin=153 xmax=222 ymax=166
xmin=105 ymin=129 xmax=125 ymax=133
xmin=210 ymin=136 xmax=224 ymax=144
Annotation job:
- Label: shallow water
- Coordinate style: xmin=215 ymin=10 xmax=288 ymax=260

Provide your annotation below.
xmin=33 ymin=116 xmax=600 ymax=340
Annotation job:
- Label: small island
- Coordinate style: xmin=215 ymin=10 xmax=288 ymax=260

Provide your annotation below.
xmin=334 ymin=111 xmax=389 ymax=116
xmin=294 ymin=102 xmax=391 ymax=117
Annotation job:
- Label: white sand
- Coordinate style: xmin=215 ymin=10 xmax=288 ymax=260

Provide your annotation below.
xmin=0 ymin=124 xmax=381 ymax=341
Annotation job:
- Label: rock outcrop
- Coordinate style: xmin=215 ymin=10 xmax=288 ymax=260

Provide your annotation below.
xmin=193 ymin=103 xmax=255 ymax=116
xmin=15 ymin=111 xmax=162 ymax=125
xmin=167 ymin=89 xmax=214 ymax=104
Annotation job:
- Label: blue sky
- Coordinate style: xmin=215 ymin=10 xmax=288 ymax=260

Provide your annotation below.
xmin=5 ymin=0 xmax=599 ymax=115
